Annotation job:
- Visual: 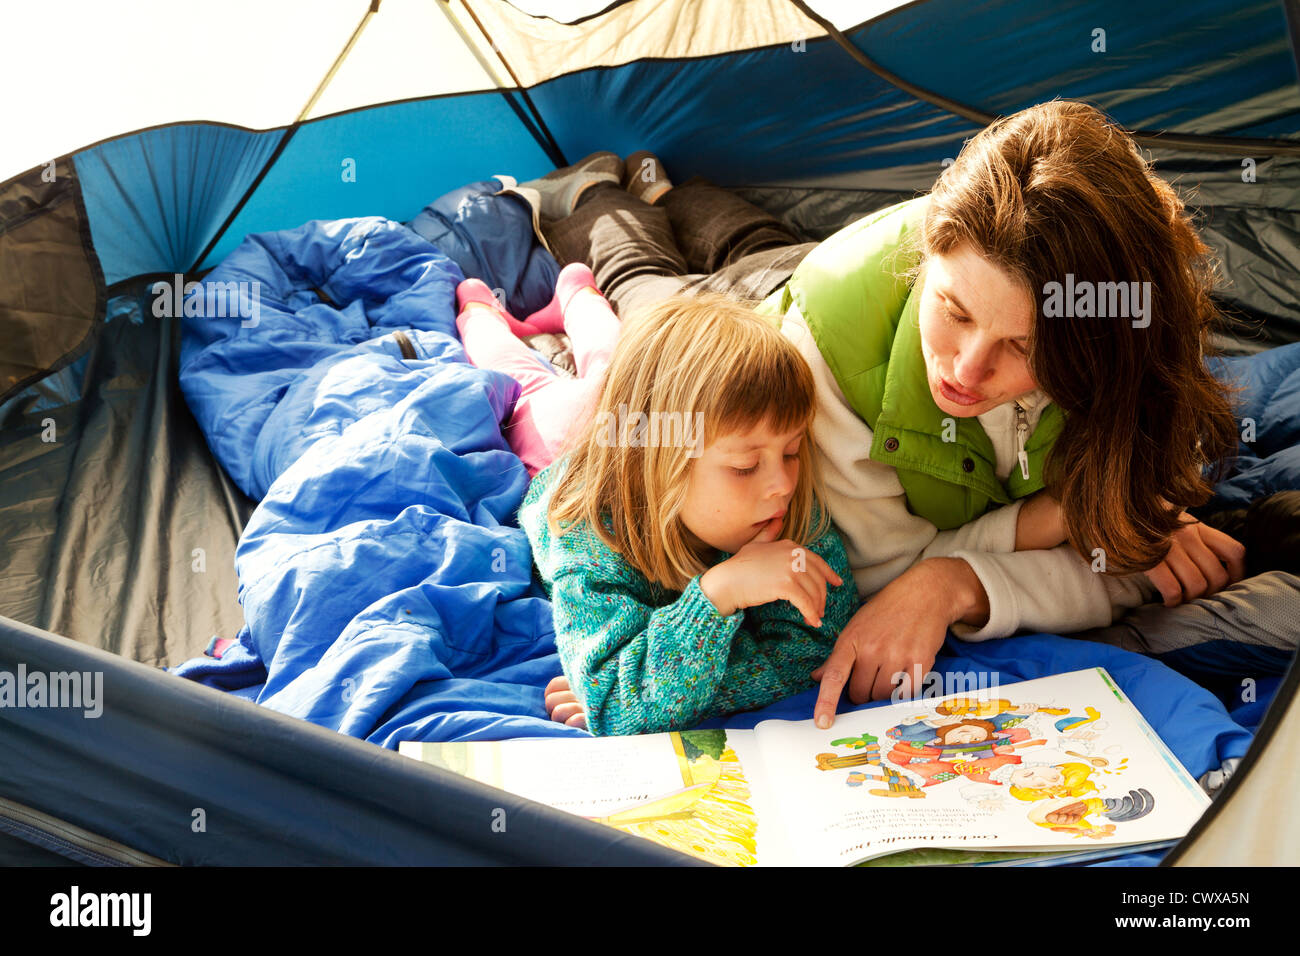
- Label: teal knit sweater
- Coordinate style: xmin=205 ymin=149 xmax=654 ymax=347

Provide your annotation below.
xmin=519 ymin=457 xmax=859 ymax=736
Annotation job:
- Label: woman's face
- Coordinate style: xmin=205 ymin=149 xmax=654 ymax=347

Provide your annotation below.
xmin=917 ymin=243 xmax=1039 ymax=418
xmin=679 ymin=418 xmax=803 ymax=556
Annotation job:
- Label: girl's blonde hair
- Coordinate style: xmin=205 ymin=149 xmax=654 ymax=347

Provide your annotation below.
xmin=546 ymin=292 xmax=830 ymax=592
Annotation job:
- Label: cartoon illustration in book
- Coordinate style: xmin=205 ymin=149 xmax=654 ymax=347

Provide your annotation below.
xmin=882 ymin=700 xmax=1101 ymax=788
xmin=814 ymin=732 xmax=926 ymax=798
xmin=990 ymin=760 xmax=1155 ymax=839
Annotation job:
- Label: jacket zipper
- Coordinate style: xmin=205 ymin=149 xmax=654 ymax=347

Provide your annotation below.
xmin=1015 ymin=401 xmax=1030 ymax=480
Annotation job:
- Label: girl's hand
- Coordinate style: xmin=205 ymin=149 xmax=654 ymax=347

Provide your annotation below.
xmin=809 ymin=557 xmax=987 ymax=729
xmin=699 ymin=516 xmax=844 ymax=627
xmin=544 ymin=674 xmax=587 ymax=730
xmin=1143 ymin=513 xmax=1246 ymax=607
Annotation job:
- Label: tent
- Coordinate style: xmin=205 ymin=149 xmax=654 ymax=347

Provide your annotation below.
xmin=1 ymin=0 xmax=1298 ymax=865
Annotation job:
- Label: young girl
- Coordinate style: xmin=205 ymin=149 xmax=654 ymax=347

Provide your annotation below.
xmin=454 ymin=278 xmax=859 ymax=737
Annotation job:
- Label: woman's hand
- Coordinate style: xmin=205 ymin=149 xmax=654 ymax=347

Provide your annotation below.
xmin=1143 ymin=513 xmax=1246 ymax=607
xmin=808 ymin=557 xmax=988 ymax=728
xmin=699 ymin=516 xmax=844 ymax=627
xmin=544 ymin=674 xmax=587 ymax=730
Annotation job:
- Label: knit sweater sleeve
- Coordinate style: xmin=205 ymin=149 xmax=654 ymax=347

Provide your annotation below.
xmin=703 ymin=514 xmax=859 ymax=718
xmin=549 ymin=517 xmax=858 ymax=736
xmin=548 ymin=543 xmax=745 ymax=737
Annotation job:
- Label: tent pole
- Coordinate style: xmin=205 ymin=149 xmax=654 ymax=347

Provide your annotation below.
xmin=789 ymin=0 xmax=1300 ymax=158
xmin=445 ymin=0 xmax=568 ymax=167
xmin=187 ymin=1 xmax=383 ymax=274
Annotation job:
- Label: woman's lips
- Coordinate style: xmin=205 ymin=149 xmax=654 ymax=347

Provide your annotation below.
xmin=939 ymin=377 xmax=984 ymax=406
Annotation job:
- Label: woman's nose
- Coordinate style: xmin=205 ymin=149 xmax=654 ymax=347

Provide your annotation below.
xmin=953 ymin=340 xmax=996 ymax=387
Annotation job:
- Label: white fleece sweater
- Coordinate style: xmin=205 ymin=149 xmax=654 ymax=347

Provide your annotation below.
xmin=780 ymin=303 xmax=1155 ymax=640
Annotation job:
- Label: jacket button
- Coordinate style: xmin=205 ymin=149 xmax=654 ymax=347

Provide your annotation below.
xmin=961 ymin=457 xmax=975 ymax=472
xmin=883 ymin=437 xmax=899 ymax=452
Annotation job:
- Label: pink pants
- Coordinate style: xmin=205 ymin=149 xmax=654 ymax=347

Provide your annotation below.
xmin=457 ymin=292 xmax=620 ymax=477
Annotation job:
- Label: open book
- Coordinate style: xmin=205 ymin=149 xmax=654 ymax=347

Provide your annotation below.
xmin=399 ymin=667 xmax=1210 ymax=866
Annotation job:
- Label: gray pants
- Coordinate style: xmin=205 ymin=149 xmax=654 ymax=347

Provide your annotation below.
xmin=1075 ymin=570 xmax=1299 ymax=668
xmin=540 ymin=176 xmax=818 ymax=318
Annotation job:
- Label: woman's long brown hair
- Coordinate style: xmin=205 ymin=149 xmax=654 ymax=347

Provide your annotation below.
xmin=923 ymin=99 xmax=1238 ymax=573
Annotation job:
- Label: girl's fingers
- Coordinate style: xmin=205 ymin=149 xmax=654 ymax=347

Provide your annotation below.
xmin=545 ymin=689 xmax=578 ymax=713
xmin=565 ymin=711 xmax=588 ymax=731
xmin=551 ymin=701 xmax=585 ymax=724
xmin=544 ymin=674 xmax=570 ymax=696
xmin=786 ymin=580 xmax=822 ymax=627
xmin=807 ymin=551 xmax=843 ymax=587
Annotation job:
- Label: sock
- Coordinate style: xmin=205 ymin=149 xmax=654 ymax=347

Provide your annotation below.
xmin=524 ymin=263 xmax=601 ymax=334
xmin=456 ymin=278 xmax=542 ymax=338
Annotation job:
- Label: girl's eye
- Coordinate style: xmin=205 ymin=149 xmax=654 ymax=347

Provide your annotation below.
xmin=784 ymin=452 xmax=799 ymax=461
xmin=946 ymin=308 xmax=969 ymax=324
xmin=733 ymin=465 xmax=758 ymax=476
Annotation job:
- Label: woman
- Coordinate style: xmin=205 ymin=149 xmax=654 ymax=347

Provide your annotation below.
xmin=521 ymin=100 xmax=1252 ymax=731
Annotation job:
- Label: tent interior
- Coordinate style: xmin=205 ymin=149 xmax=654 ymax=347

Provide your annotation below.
xmin=1 ymin=0 xmax=1299 ymax=865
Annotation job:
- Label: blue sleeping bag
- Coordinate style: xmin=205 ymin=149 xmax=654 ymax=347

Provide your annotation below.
xmin=406 ymin=177 xmax=560 ymax=320
xmin=1207 ymin=342 xmax=1300 ymax=507
xmin=172 ymin=214 xmax=1256 ymax=811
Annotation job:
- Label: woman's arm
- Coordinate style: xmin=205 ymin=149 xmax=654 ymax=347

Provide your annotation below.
xmin=1014 ymin=490 xmax=1068 ymax=551
xmin=1010 ymin=492 xmax=1247 ymax=605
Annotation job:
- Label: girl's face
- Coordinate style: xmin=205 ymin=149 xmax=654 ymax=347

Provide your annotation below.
xmin=917 ymin=243 xmax=1039 ymax=418
xmin=679 ymin=418 xmax=804 ymax=556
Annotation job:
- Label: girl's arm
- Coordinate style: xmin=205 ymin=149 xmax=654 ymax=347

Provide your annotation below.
xmin=550 ymin=520 xmax=857 ymax=736
xmin=550 ymin=560 xmax=745 ymax=737
xmin=703 ymin=520 xmax=858 ymax=717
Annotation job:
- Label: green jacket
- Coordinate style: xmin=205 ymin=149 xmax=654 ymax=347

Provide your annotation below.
xmin=756 ymin=197 xmax=1064 ymax=531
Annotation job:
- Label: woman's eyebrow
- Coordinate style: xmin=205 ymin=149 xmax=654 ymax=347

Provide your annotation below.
xmin=940 ymin=288 xmax=972 ymax=316
xmin=943 ymin=288 xmax=1029 ymax=341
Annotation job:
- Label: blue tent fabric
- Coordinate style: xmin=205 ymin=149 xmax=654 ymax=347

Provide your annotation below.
xmin=170 ymin=214 xmax=1254 ymax=806
xmin=406 ymin=177 xmax=561 ymax=319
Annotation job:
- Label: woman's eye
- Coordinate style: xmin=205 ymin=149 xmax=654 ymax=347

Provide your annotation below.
xmin=784 ymin=453 xmax=799 ymax=461
xmin=947 ymin=308 xmax=968 ymax=324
